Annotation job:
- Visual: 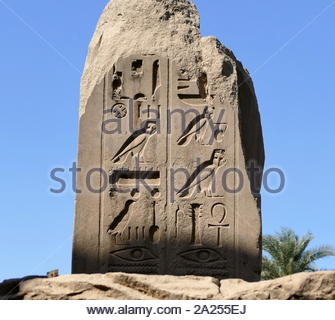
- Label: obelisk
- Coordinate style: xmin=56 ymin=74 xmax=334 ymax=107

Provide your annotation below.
xmin=73 ymin=0 xmax=265 ymax=281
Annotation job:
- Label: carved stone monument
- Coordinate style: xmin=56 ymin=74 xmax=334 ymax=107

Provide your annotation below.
xmin=73 ymin=0 xmax=264 ymax=281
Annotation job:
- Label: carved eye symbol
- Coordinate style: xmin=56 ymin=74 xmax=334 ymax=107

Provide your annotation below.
xmin=111 ymin=247 xmax=157 ymax=262
xmin=179 ymin=248 xmax=223 ymax=263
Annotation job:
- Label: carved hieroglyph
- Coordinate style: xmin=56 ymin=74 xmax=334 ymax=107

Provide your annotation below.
xmin=73 ymin=0 xmax=264 ymax=281
xmin=100 ymin=55 xmax=236 ymax=277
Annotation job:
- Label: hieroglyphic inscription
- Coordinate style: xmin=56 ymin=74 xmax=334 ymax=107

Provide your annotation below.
xmin=99 ymin=55 xmax=235 ymax=278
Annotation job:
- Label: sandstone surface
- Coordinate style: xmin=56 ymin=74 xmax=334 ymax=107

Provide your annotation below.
xmin=73 ymin=0 xmax=264 ymax=281
xmin=1 ymin=272 xmax=334 ymax=300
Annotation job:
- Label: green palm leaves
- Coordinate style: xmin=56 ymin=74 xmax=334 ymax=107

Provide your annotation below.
xmin=262 ymin=228 xmax=335 ymax=280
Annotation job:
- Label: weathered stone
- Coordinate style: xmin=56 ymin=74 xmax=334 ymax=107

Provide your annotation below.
xmin=1 ymin=272 xmax=334 ymax=300
xmin=219 ymin=271 xmax=335 ymax=300
xmin=73 ymin=0 xmax=264 ymax=281
xmin=0 ymin=276 xmax=45 ymax=300
xmin=13 ymin=273 xmax=219 ymax=300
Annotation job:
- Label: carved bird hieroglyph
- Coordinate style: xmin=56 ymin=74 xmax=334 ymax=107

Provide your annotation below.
xmin=111 ymin=121 xmax=157 ymax=163
xmin=177 ymin=106 xmax=214 ymax=146
xmin=177 ymin=149 xmax=226 ymax=197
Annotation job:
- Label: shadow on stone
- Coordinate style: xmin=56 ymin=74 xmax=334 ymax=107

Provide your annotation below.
xmin=0 ymin=276 xmax=46 ymax=300
xmin=72 ymin=238 xmax=261 ymax=282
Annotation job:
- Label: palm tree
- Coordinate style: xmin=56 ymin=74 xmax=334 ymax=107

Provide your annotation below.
xmin=262 ymin=228 xmax=335 ymax=280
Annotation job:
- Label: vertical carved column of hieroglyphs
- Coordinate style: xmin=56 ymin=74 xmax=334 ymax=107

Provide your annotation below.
xmin=167 ymin=61 xmax=235 ymax=279
xmin=100 ymin=56 xmax=169 ymax=275
xmin=73 ymin=0 xmax=264 ymax=281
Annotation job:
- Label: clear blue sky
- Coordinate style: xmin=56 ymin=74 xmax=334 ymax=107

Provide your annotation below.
xmin=1 ymin=0 xmax=334 ymax=281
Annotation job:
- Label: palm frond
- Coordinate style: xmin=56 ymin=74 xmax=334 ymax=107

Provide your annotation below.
xmin=262 ymin=228 xmax=335 ymax=279
xmin=262 ymin=256 xmax=281 ymax=280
